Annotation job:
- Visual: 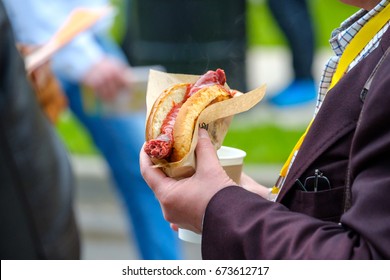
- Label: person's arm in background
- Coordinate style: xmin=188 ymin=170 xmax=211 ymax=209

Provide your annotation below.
xmin=2 ymin=0 xmax=129 ymax=100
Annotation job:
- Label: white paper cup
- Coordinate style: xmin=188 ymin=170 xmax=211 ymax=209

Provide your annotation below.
xmin=217 ymin=146 xmax=246 ymax=184
xmin=178 ymin=146 xmax=246 ymax=243
xmin=178 ymin=228 xmax=202 ymax=244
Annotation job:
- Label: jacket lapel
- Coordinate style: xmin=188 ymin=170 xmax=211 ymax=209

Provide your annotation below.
xmin=276 ymin=44 xmax=385 ymax=202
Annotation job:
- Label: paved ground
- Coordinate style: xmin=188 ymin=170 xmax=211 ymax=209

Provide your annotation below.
xmin=71 ymin=46 xmax=332 ymax=260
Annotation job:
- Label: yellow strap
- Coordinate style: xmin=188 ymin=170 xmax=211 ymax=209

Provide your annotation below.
xmin=330 ymin=3 xmax=390 ymax=90
xmin=271 ymin=118 xmax=313 ymax=194
xmin=273 ymin=5 xmax=390 ymax=192
xmin=279 ymin=119 xmax=313 ymax=178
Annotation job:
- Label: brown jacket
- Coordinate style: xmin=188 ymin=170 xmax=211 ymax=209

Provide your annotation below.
xmin=202 ymin=27 xmax=390 ymax=259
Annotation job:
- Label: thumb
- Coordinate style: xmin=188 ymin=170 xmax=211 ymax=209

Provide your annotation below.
xmin=196 ymin=128 xmax=220 ymax=171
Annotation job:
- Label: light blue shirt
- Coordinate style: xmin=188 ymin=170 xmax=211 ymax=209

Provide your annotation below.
xmin=3 ymin=0 xmax=115 ymax=82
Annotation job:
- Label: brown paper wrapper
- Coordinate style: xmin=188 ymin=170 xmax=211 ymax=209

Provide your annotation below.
xmin=19 ymin=45 xmax=67 ymax=124
xmin=146 ymin=70 xmax=266 ymax=178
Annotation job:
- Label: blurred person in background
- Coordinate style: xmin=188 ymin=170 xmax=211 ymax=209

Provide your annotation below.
xmin=0 ymin=0 xmax=80 ymax=259
xmin=121 ymin=0 xmax=247 ymax=92
xmin=267 ymin=0 xmax=317 ymax=107
xmin=3 ymin=0 xmax=183 ymax=260
xmin=141 ymin=0 xmax=390 ymax=259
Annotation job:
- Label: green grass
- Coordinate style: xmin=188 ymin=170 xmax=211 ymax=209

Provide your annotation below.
xmin=56 ymin=111 xmax=98 ymax=155
xmin=247 ymin=0 xmax=358 ymax=48
xmin=223 ymin=123 xmax=304 ymax=164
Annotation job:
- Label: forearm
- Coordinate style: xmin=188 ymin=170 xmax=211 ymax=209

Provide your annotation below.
xmin=240 ymin=172 xmax=271 ymax=199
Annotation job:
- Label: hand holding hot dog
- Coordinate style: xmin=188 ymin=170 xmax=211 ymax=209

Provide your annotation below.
xmin=140 ymin=128 xmax=235 ymax=233
xmin=140 ymin=69 xmax=268 ymax=233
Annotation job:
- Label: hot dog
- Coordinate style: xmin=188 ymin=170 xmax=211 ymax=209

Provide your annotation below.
xmin=144 ymin=69 xmax=235 ymax=163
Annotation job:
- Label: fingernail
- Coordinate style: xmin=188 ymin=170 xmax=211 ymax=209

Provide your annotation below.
xmin=198 ymin=128 xmax=209 ymax=139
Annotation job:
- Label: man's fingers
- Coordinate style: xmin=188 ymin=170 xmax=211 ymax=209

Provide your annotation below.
xmin=196 ymin=129 xmax=221 ymax=172
xmin=170 ymin=223 xmax=179 ymax=232
xmin=139 ymin=145 xmax=168 ymax=194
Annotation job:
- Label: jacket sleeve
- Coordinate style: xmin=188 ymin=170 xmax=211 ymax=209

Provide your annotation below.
xmin=202 ymin=186 xmax=372 ymax=259
xmin=201 ymin=52 xmax=390 ymax=260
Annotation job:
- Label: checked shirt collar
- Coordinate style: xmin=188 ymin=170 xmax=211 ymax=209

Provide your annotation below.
xmin=315 ymin=0 xmax=390 ymax=115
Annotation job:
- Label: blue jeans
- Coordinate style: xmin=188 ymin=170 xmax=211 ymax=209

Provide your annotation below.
xmin=58 ymin=36 xmax=183 ymax=260
xmin=267 ymin=0 xmax=315 ymax=80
